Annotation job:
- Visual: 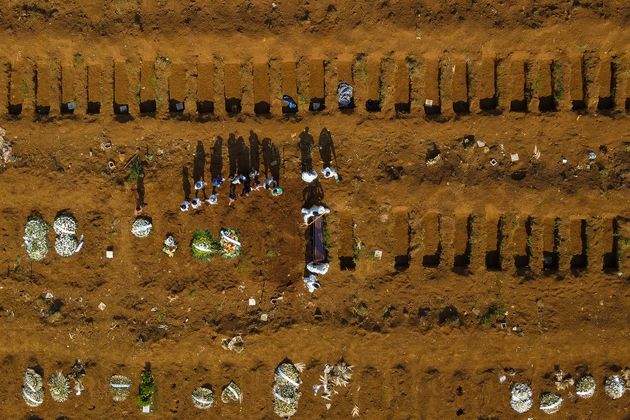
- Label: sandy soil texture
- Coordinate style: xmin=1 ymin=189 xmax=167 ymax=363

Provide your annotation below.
xmin=0 ymin=1 xmax=629 ymax=419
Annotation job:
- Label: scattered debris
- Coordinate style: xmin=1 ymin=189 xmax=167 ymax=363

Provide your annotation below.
xmin=510 ymin=153 xmax=519 ymax=162
xmin=221 ymin=335 xmax=245 ymax=353
xmin=313 ymin=360 xmax=353 ymax=403
xmin=98 ymin=302 xmax=107 ymax=311
xmin=553 ymin=367 xmax=574 ymax=391
xmin=303 ymin=274 xmax=321 ymax=293
xmin=352 ymin=405 xmax=360 ymax=417
xmin=260 ymin=313 xmax=269 ymax=322
xmin=532 ymin=145 xmax=541 ymax=160
xmin=106 ymin=248 xmax=114 ymax=259
xmin=138 ymin=368 xmax=157 ymax=413
xmin=23 ymin=215 xmax=49 ymax=261
xmin=489 ymin=158 xmax=498 ymax=166
xmin=588 ymin=151 xmax=597 ymax=160
xmin=248 ymin=298 xmax=256 ymax=306
xmin=373 ymin=250 xmax=383 ymax=260
xmin=476 ymin=140 xmax=486 ymax=148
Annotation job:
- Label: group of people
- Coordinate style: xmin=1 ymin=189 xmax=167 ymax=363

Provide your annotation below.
xmin=180 ymin=171 xmax=283 ymax=211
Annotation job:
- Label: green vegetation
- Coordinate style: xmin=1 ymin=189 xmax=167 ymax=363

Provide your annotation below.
xmin=353 ymin=301 xmax=368 ymax=317
xmin=552 ymin=61 xmax=564 ymax=100
xmin=355 ymin=60 xmax=367 ymax=82
xmin=21 ymin=80 xmax=29 ymax=98
xmin=137 ymin=370 xmax=157 ymax=410
xmin=125 ymin=160 xmax=144 ymax=182
xmin=480 ymin=301 xmax=505 ymax=325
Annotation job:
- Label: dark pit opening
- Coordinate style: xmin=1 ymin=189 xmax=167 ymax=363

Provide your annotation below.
xmin=254 ymin=101 xmax=271 ymax=115
xmin=169 ymin=99 xmax=185 ymax=113
xmin=196 ymin=100 xmax=214 ymax=114
xmin=225 ymin=98 xmax=241 ymax=114
xmin=423 ymin=102 xmax=440 ymax=115
xmin=8 ymin=103 xmax=22 ymax=115
xmin=366 ymin=99 xmax=381 ymax=112
xmin=570 ymin=220 xmax=588 ymax=273
xmin=597 ymin=96 xmax=614 ymax=111
xmin=480 ymin=96 xmax=497 ymax=110
xmin=395 ymin=255 xmax=410 ymax=271
xmin=339 ymin=256 xmax=355 ymax=271
xmin=625 ymin=98 xmax=630 ymax=111
xmin=140 ymin=100 xmax=157 ymax=114
xmin=453 ymin=100 xmax=469 ymax=114
xmin=422 ymin=245 xmax=441 ymax=268
xmin=113 ymin=102 xmax=129 ymax=115
xmin=543 ymin=251 xmax=559 ymax=272
xmin=544 ymin=219 xmax=560 ymax=272
xmin=396 ymin=102 xmax=411 ymax=114
xmin=309 ymin=98 xmax=325 ymax=112
xmin=538 ymin=95 xmax=556 ymax=112
xmin=61 ymin=101 xmax=75 ymax=114
xmin=485 ymin=218 xmax=503 ymax=271
xmin=514 ymin=218 xmax=533 ymax=270
xmin=603 ymin=218 xmax=619 ymax=272
xmin=510 ymin=99 xmax=527 ymax=112
xmin=282 ymin=104 xmax=298 ymax=114
xmin=571 ymin=100 xmax=586 ymax=111
xmin=35 ymin=105 xmax=50 ymax=115
xmin=454 ymin=216 xmax=474 ymax=271
xmin=87 ymin=101 xmax=100 ymax=114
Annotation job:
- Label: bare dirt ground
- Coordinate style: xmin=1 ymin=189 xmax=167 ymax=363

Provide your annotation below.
xmin=0 ymin=1 xmax=629 ymax=419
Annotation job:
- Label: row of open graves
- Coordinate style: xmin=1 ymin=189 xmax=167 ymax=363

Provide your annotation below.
xmin=310 ymin=211 xmax=628 ymax=278
xmin=3 ymin=51 xmax=630 ymax=118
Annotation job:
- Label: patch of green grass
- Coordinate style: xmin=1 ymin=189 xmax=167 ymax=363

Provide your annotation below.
xmin=125 ymin=160 xmax=144 ymax=182
xmin=353 ymin=301 xmax=368 ymax=317
xmin=265 ymin=249 xmax=279 ymax=258
xmin=156 ymin=311 xmax=166 ymax=322
xmin=21 ymin=80 xmax=29 ymax=98
xmin=552 ymin=61 xmax=564 ymax=100
xmin=298 ymin=93 xmax=309 ymax=106
xmin=73 ymin=53 xmax=83 ymax=66
xmin=355 ymin=61 xmax=367 ymax=82
xmin=532 ymin=79 xmax=541 ymax=96
xmin=480 ymin=301 xmax=505 ymax=325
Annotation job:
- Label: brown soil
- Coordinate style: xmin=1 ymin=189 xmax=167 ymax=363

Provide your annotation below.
xmin=0 ymin=2 xmax=629 ymax=419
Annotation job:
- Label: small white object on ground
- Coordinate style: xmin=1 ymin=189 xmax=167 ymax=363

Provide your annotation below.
xmin=511 ymin=153 xmax=519 ymax=162
xmin=301 ymin=170 xmax=318 ymax=183
xmin=307 ymin=262 xmax=329 ymax=275
xmin=303 ymin=274 xmax=320 ymax=293
xmin=106 ymin=249 xmax=114 ymax=259
xmin=374 ymin=250 xmax=383 ymax=260
xmin=261 ymin=313 xmax=268 ymax=321
xmin=248 ymin=298 xmax=256 ymax=306
xmin=98 ymin=302 xmax=107 ymax=311
xmin=425 ymin=99 xmax=433 ymax=106
xmin=476 ymin=140 xmax=486 ymax=147
xmin=490 ymin=158 xmax=498 ymax=166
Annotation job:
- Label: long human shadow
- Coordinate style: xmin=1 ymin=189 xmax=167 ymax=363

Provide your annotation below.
xmin=262 ymin=137 xmax=281 ymax=183
xmin=298 ymin=127 xmax=314 ymax=172
xmin=237 ymin=136 xmax=250 ymax=176
xmin=227 ymin=133 xmax=238 ymax=177
xmin=193 ymin=141 xmax=206 ymax=183
xmin=182 ymin=166 xmax=191 ymax=200
xmin=249 ymin=130 xmax=260 ymax=173
xmin=210 ymin=136 xmax=223 ymax=181
xmin=318 ymin=127 xmax=337 ymax=170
